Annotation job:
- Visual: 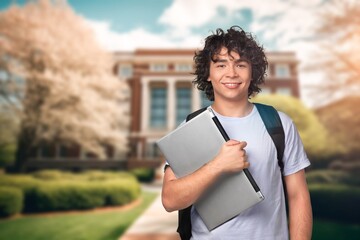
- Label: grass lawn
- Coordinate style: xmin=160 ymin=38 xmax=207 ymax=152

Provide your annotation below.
xmin=0 ymin=191 xmax=158 ymax=240
xmin=313 ymin=219 xmax=360 ymax=240
xmin=1 ymin=190 xmax=359 ymax=240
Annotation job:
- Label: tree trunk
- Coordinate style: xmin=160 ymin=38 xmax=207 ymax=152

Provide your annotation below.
xmin=13 ymin=127 xmax=35 ymax=172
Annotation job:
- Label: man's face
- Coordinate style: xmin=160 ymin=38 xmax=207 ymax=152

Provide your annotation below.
xmin=208 ymin=47 xmax=252 ymax=103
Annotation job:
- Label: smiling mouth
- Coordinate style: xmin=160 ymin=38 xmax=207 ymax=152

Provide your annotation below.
xmin=223 ymin=82 xmax=242 ymax=88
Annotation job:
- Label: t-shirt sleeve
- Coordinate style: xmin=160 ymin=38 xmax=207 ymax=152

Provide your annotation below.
xmin=279 ymin=112 xmax=311 ymax=176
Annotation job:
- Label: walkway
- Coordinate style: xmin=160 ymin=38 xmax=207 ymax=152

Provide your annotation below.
xmin=119 ymin=181 xmax=180 ymax=240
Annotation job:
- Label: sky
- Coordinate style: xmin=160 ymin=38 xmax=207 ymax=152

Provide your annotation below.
xmin=0 ymin=0 xmax=328 ymax=52
xmin=0 ymin=0 xmax=338 ymax=106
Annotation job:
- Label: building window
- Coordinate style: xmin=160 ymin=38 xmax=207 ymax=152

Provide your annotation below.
xmin=175 ymin=63 xmax=192 ymax=72
xmin=201 ymin=91 xmax=213 ymax=108
xmin=118 ymin=65 xmax=133 ymax=78
xmin=275 ymin=64 xmax=290 ymax=78
xmin=150 ymin=87 xmax=167 ymax=128
xmin=176 ymin=87 xmax=191 ymax=125
xmin=150 ymin=63 xmax=168 ymax=72
xmin=276 ymin=87 xmax=292 ymax=95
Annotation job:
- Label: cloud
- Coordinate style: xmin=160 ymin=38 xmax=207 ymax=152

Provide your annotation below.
xmin=158 ymin=0 xmax=324 ymax=51
xmin=87 ymin=0 xmax=325 ymax=52
xmin=86 ymin=19 xmax=204 ymax=51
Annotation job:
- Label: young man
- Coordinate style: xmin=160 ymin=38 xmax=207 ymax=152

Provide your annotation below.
xmin=161 ymin=26 xmax=312 ymax=240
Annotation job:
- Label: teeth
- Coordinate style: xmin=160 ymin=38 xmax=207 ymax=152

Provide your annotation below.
xmin=224 ymin=83 xmax=240 ymax=87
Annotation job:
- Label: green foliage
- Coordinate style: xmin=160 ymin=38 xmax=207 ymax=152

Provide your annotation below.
xmin=0 ymin=186 xmax=23 ymax=217
xmin=0 ymin=174 xmax=41 ymax=192
xmin=80 ymin=170 xmax=134 ymax=181
xmin=99 ymin=179 xmax=141 ymax=206
xmin=0 ymin=171 xmax=141 ymax=213
xmin=30 ymin=183 xmax=105 ymax=212
xmin=307 ymin=170 xmax=360 ymax=186
xmin=31 ymin=170 xmax=72 ymax=180
xmin=252 ymin=94 xmax=341 ymax=168
xmin=309 ymin=184 xmax=360 ymax=223
xmin=130 ymin=168 xmax=156 ymax=182
xmin=313 ymin=219 xmax=360 ymax=240
xmin=0 ymin=112 xmax=18 ymax=168
xmin=0 ymin=143 xmax=16 ymax=168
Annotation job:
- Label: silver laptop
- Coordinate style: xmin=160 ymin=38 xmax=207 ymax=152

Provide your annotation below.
xmin=156 ymin=107 xmax=264 ymax=230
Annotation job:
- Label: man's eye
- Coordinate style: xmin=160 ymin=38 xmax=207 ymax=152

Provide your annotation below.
xmin=216 ymin=64 xmax=226 ymax=68
xmin=237 ymin=64 xmax=247 ymax=68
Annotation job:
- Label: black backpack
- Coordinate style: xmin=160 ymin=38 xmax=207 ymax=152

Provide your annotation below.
xmin=177 ymin=103 xmax=285 ymax=240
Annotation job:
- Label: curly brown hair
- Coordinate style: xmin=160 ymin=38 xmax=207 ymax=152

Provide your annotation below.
xmin=193 ymin=26 xmax=268 ymax=101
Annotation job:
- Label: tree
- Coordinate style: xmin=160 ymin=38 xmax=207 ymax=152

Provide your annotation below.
xmin=253 ymin=94 xmax=342 ymax=169
xmin=307 ymin=0 xmax=360 ymax=102
xmin=315 ymin=96 xmax=360 ymax=173
xmin=0 ymin=0 xmax=129 ymax=171
xmin=0 ymin=111 xmax=19 ymax=167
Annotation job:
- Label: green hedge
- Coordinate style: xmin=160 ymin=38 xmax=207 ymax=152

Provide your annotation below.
xmin=0 ymin=171 xmax=141 ymax=213
xmin=130 ymin=168 xmax=155 ymax=183
xmin=309 ymin=184 xmax=360 ymax=223
xmin=0 ymin=186 xmax=23 ymax=217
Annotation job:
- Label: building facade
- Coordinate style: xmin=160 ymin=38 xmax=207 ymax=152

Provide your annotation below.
xmin=114 ymin=49 xmax=300 ymax=169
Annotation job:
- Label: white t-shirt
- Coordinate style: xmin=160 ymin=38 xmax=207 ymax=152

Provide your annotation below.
xmin=190 ymin=105 xmax=310 ymax=240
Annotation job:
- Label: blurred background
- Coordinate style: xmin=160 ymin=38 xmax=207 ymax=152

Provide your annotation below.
xmin=0 ymin=0 xmax=359 ymax=239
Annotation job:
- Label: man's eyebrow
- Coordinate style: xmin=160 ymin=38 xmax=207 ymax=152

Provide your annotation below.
xmin=212 ymin=58 xmax=228 ymax=63
xmin=212 ymin=58 xmax=249 ymax=63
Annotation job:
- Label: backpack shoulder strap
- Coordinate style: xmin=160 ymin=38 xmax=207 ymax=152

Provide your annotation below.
xmin=186 ymin=107 xmax=207 ymax=122
xmin=254 ymin=103 xmax=285 ymax=173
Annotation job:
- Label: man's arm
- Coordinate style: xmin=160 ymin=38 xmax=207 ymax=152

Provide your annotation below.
xmin=285 ymin=169 xmax=313 ymax=240
xmin=162 ymin=140 xmax=248 ymax=212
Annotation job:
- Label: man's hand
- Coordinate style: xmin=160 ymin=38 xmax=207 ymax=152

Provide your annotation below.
xmin=162 ymin=139 xmax=249 ymax=212
xmin=210 ymin=140 xmax=249 ymax=174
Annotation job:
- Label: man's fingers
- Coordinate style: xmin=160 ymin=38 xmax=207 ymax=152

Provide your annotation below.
xmin=226 ymin=139 xmax=240 ymax=146
xmin=226 ymin=140 xmax=247 ymax=147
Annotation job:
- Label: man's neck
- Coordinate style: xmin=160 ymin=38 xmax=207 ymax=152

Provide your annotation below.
xmin=211 ymin=99 xmax=253 ymax=117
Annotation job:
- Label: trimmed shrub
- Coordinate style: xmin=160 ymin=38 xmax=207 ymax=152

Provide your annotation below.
xmin=130 ymin=168 xmax=155 ymax=183
xmin=0 ymin=174 xmax=41 ymax=190
xmin=0 ymin=174 xmax=42 ymax=212
xmin=32 ymin=170 xmax=73 ymax=180
xmin=101 ymin=179 xmax=141 ymax=206
xmin=0 ymin=186 xmax=23 ymax=217
xmin=0 ymin=171 xmax=141 ymax=213
xmin=30 ymin=183 xmax=105 ymax=212
xmin=309 ymin=184 xmax=360 ymax=223
xmin=81 ymin=170 xmax=131 ymax=181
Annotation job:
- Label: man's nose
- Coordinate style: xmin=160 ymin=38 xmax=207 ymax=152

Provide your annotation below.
xmin=227 ymin=65 xmax=238 ymax=78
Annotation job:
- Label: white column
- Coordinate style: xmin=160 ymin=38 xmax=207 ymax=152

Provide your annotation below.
xmin=141 ymin=78 xmax=150 ymax=132
xmin=193 ymin=87 xmax=201 ymax=111
xmin=137 ymin=141 xmax=142 ymax=158
xmin=167 ymin=79 xmax=176 ymax=130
